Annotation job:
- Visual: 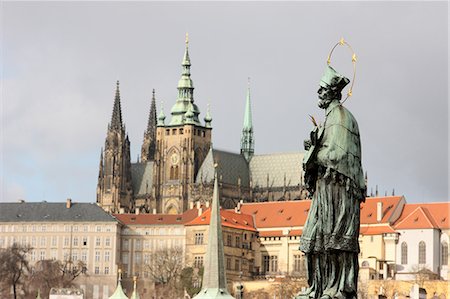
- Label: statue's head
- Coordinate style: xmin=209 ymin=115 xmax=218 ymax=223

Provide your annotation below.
xmin=318 ymin=65 xmax=350 ymax=109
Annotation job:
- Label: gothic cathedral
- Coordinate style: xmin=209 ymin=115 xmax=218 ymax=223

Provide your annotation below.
xmin=97 ymin=36 xmax=308 ymax=215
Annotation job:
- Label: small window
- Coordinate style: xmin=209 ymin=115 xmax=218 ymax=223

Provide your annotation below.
xmin=172 ymin=128 xmax=177 ymax=135
xmin=165 ymin=129 xmax=170 ymax=135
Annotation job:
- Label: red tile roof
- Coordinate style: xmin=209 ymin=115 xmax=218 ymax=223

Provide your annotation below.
xmin=359 ymin=225 xmax=396 ymax=235
xmin=239 ymin=201 xmax=311 ymax=228
xmin=238 ymin=196 xmax=404 ymax=229
xmin=259 ymin=230 xmax=283 ymax=237
xmin=359 ymin=196 xmax=404 ymax=224
xmin=288 ymin=229 xmax=303 ymax=236
xmin=114 ymin=208 xmax=200 ymax=225
xmin=185 ymin=208 xmax=256 ymax=232
xmin=394 ymin=202 xmax=450 ymax=230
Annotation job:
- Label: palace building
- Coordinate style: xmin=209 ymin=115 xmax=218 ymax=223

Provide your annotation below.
xmin=96 ymin=37 xmax=308 ymax=215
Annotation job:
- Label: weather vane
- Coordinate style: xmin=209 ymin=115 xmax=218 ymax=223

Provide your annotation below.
xmin=327 ymin=37 xmax=357 ymax=104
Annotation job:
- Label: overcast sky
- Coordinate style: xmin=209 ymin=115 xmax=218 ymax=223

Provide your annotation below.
xmin=1 ymin=1 xmax=448 ymax=204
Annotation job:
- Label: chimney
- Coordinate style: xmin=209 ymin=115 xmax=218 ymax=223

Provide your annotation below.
xmin=205 ymin=201 xmax=210 ymax=208
xmin=198 ymin=207 xmax=203 ymax=217
xmin=377 ymin=201 xmax=383 ymax=222
xmin=119 ymin=208 xmax=125 ymax=214
xmin=189 ymin=202 xmax=194 ymax=210
xmin=66 ymin=198 xmax=72 ymax=209
xmin=135 ymin=209 xmax=140 ymax=215
xmin=18 ymin=199 xmax=25 ymax=203
xmin=152 ymin=208 xmax=157 ymax=214
xmin=196 ymin=201 xmax=201 ymax=209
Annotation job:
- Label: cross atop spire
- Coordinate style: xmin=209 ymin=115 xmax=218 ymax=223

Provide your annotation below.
xmin=111 ymin=80 xmax=123 ymax=131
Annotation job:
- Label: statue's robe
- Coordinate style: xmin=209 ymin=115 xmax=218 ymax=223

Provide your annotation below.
xmin=299 ymin=101 xmax=365 ymax=299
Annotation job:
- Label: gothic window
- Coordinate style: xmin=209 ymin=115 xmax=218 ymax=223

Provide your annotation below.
xmin=442 ymin=242 xmax=448 ymax=265
xmin=418 ymin=241 xmax=426 ymax=264
xmin=401 ymin=242 xmax=408 ymax=265
xmin=170 ymin=166 xmax=174 ymax=180
xmin=174 ymin=166 xmax=179 ymax=179
xmin=169 ymin=166 xmax=180 ymax=180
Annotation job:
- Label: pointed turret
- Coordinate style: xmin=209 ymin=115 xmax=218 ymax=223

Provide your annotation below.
xmin=204 ymin=103 xmax=212 ymax=128
xmin=193 ymin=164 xmax=234 ymax=299
xmin=141 ymin=89 xmax=157 ymax=162
xmin=109 ymin=269 xmax=129 ymax=299
xmin=98 ymin=149 xmax=104 ymax=178
xmin=111 ymin=81 xmax=123 ymax=131
xmin=157 ymin=101 xmax=166 ymax=126
xmin=130 ymin=276 xmax=140 ymax=299
xmin=240 ymin=79 xmax=254 ymax=162
xmin=170 ymin=33 xmax=201 ymax=126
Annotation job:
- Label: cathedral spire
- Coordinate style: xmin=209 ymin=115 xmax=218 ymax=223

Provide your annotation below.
xmin=194 ymin=164 xmax=234 ymax=299
xmin=240 ymin=78 xmax=254 ymax=162
xmin=111 ymin=81 xmax=123 ymax=131
xmin=141 ymin=89 xmax=157 ymax=162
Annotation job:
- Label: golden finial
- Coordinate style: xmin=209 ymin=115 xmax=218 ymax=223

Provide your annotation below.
xmin=185 ymin=32 xmax=189 ymax=45
xmin=339 ymin=37 xmax=345 ymax=45
xmin=327 ymin=55 xmax=331 ymax=65
xmin=352 ymin=53 xmax=357 ymax=62
xmin=348 ymin=89 xmax=353 ymax=97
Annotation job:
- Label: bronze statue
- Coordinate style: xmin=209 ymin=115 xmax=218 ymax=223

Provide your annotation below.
xmin=297 ymin=64 xmax=365 ymax=299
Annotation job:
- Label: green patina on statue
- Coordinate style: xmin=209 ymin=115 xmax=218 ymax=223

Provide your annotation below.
xmin=296 ymin=65 xmax=365 ymax=299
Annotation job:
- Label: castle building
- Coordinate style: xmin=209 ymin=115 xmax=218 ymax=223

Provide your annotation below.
xmin=96 ymin=36 xmax=308 ymax=215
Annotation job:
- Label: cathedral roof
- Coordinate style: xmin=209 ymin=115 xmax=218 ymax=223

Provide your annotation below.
xmin=249 ymin=152 xmax=304 ymax=188
xmin=0 ymin=202 xmax=117 ymax=223
xmin=196 ymin=149 xmax=250 ymax=187
xmin=130 ymin=162 xmax=154 ymax=196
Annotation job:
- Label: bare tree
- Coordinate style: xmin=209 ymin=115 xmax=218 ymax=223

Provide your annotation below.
xmin=145 ymin=246 xmax=184 ymax=297
xmin=29 ymin=259 xmax=87 ymax=298
xmin=378 ymin=280 xmax=399 ymax=299
xmin=270 ymin=277 xmax=307 ymax=299
xmin=410 ymin=265 xmax=439 ymax=287
xmin=0 ymin=243 xmax=32 ymax=299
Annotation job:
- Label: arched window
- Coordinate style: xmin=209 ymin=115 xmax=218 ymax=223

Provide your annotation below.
xmin=401 ymin=242 xmax=408 ymax=265
xmin=170 ymin=166 xmax=175 ymax=180
xmin=418 ymin=241 xmax=426 ymax=264
xmin=442 ymin=242 xmax=449 ymax=265
xmin=174 ymin=166 xmax=179 ymax=179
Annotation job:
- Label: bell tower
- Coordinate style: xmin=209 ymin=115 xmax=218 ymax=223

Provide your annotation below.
xmin=153 ymin=34 xmax=212 ymax=214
